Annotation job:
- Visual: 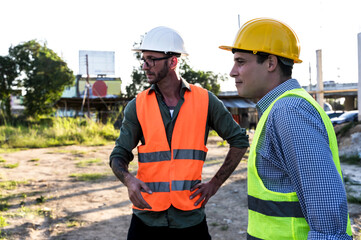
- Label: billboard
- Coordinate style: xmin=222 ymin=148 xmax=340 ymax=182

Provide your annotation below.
xmin=77 ymin=77 xmax=121 ymax=96
xmin=79 ymin=50 xmax=115 ymax=76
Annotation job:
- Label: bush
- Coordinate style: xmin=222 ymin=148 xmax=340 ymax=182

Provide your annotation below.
xmin=0 ymin=117 xmax=119 ymax=149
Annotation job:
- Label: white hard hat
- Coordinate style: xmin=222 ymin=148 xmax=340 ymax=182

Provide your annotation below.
xmin=132 ymin=26 xmax=188 ymax=56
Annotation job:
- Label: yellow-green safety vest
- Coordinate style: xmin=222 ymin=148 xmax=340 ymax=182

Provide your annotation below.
xmin=247 ymin=88 xmax=352 ymax=239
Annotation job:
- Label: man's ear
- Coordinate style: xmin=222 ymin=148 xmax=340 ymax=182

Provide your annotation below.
xmin=169 ymin=56 xmax=178 ymax=69
xmin=267 ymin=55 xmax=278 ymax=72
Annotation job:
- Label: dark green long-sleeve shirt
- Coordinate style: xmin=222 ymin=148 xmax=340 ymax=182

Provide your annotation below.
xmin=110 ymin=79 xmax=249 ymax=228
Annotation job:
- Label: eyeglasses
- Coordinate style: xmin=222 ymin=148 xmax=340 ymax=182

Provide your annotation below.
xmin=140 ymin=56 xmax=173 ymax=68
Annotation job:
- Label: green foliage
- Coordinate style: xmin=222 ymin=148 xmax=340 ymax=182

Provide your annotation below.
xmin=216 ymin=140 xmax=228 ymax=147
xmin=29 ymin=158 xmax=40 ymax=162
xmin=0 ymin=200 xmax=9 ymax=212
xmin=124 ymin=38 xmax=225 ymax=98
xmin=335 ymin=121 xmax=358 ymax=137
xmin=208 ymin=130 xmax=219 ymax=137
xmin=2 ymin=163 xmax=19 ymax=169
xmin=340 ymin=154 xmax=361 ymax=165
xmin=124 ymin=39 xmax=149 ymax=98
xmin=347 ymin=195 xmax=361 ymax=204
xmin=0 ymin=117 xmax=119 ymax=149
xmin=0 ymin=181 xmax=18 ymax=191
xmin=0 ymin=215 xmax=8 ymax=228
xmin=179 ymin=58 xmax=224 ymax=95
xmin=7 ymin=40 xmax=74 ymax=118
xmin=0 ymin=56 xmax=18 ymax=123
xmin=66 ymin=220 xmax=81 ymax=228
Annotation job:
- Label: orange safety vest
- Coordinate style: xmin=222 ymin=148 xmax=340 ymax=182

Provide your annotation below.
xmin=135 ymin=84 xmax=209 ymax=211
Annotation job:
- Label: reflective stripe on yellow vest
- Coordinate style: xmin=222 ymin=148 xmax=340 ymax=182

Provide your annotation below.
xmin=247 ymin=88 xmax=352 ymax=239
xmin=135 ymin=84 xmax=209 ymax=211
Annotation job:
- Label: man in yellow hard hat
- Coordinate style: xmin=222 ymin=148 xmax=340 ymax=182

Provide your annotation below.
xmin=110 ymin=26 xmax=249 ymax=240
xmin=220 ymin=18 xmax=352 ymax=239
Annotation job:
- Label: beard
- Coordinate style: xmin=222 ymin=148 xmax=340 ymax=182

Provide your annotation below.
xmin=146 ymin=61 xmax=169 ymax=85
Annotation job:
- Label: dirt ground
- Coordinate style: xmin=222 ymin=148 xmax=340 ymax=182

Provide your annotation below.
xmin=1 ymin=131 xmax=361 ymax=240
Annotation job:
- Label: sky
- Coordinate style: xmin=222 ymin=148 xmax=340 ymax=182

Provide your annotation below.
xmin=1 ymin=0 xmax=361 ymax=92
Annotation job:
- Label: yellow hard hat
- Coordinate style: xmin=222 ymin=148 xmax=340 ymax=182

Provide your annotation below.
xmin=219 ymin=18 xmax=302 ymax=64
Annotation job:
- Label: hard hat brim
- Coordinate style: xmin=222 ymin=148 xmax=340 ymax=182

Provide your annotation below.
xmin=131 ymin=48 xmax=188 ymax=56
xmin=219 ymin=45 xmax=302 ymax=63
xmin=219 ymin=45 xmax=233 ymax=51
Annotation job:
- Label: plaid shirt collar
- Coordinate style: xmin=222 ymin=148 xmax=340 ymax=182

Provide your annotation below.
xmin=256 ymin=79 xmax=301 ymax=118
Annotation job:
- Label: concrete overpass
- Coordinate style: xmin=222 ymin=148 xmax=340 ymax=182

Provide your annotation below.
xmin=303 ymin=81 xmax=358 ymax=110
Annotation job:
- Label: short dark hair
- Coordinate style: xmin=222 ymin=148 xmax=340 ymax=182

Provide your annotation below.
xmin=165 ymin=52 xmax=181 ymax=58
xmin=232 ymin=48 xmax=293 ymax=78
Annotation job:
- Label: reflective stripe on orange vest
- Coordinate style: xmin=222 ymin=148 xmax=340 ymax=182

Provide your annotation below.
xmin=135 ymin=84 xmax=209 ymax=211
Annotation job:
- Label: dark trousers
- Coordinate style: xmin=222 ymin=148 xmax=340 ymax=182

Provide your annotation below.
xmin=127 ymin=214 xmax=212 ymax=240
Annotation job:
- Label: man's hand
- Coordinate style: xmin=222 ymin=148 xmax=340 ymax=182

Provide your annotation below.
xmin=190 ymin=147 xmax=247 ymax=207
xmin=189 ymin=179 xmax=221 ymax=207
xmin=110 ymin=157 xmax=152 ymax=209
xmin=124 ymin=174 xmax=153 ymax=210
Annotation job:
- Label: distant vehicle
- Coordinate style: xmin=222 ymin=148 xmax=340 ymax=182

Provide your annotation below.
xmin=324 ymin=102 xmax=333 ymax=112
xmin=326 ymin=110 xmax=344 ymax=119
xmin=330 ymin=110 xmax=359 ymax=125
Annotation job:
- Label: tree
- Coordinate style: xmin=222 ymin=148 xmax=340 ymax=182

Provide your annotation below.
xmin=124 ymin=40 xmax=225 ymax=99
xmin=179 ymin=58 xmax=225 ymax=95
xmin=8 ymin=40 xmax=74 ymax=118
xmin=123 ymin=40 xmax=150 ymax=99
xmin=0 ymin=56 xmax=18 ymax=122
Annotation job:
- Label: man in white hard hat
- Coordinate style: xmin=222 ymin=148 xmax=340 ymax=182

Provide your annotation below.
xmin=110 ymin=26 xmax=249 ymax=239
xmin=220 ymin=18 xmax=352 ymax=239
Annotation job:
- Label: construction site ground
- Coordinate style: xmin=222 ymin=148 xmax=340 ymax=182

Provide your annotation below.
xmin=1 ymin=127 xmax=361 ymax=240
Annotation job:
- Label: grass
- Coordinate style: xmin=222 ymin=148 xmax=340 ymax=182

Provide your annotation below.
xmin=3 ymin=206 xmax=53 ymax=219
xmin=69 ymin=172 xmax=110 ymax=182
xmin=340 ymin=154 xmax=361 ymax=165
xmin=2 ymin=163 xmax=19 ymax=169
xmin=347 ymin=195 xmax=361 ymax=204
xmin=66 ymin=220 xmax=81 ymax=228
xmin=47 ymin=149 xmax=87 ymax=155
xmin=76 ymin=158 xmax=103 ymax=167
xmin=0 ymin=148 xmax=26 ymax=154
xmin=336 ymin=121 xmax=358 ymax=137
xmin=0 ymin=215 xmax=8 ymax=228
xmin=28 ymin=158 xmax=40 ymax=162
xmin=0 ymin=181 xmax=20 ymax=191
xmin=0 ymin=181 xmax=29 ymax=211
xmin=0 ymin=117 xmax=120 ymax=149
xmin=0 ymin=200 xmax=9 ymax=212
xmin=209 ymin=130 xmax=219 ymax=137
xmin=217 ymin=140 xmax=228 ymax=147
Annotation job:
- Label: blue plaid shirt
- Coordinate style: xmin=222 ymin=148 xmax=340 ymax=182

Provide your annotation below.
xmin=256 ymin=79 xmax=351 ymax=239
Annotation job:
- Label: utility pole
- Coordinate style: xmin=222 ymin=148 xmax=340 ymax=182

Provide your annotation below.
xmin=357 ymin=33 xmax=361 ymax=121
xmin=80 ymin=54 xmax=91 ymax=118
xmin=86 ymin=54 xmax=90 ymax=118
xmin=316 ymin=49 xmax=324 ymax=109
xmin=309 ymin=62 xmax=312 ymax=92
